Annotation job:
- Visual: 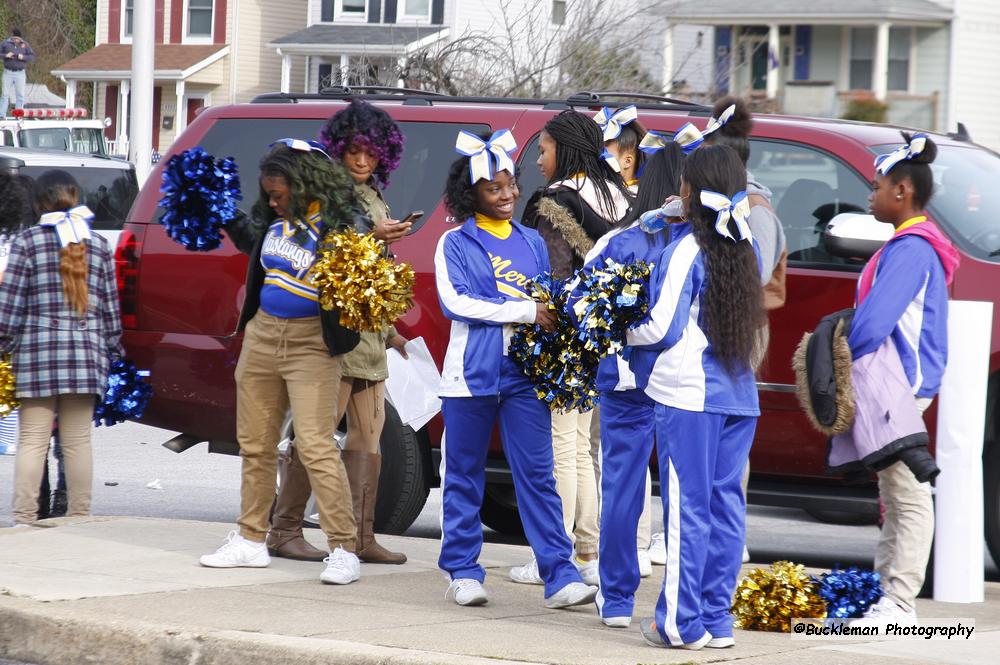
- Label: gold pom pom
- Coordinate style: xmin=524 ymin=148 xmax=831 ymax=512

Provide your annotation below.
xmin=0 ymin=354 xmax=19 ymax=420
xmin=311 ymin=229 xmax=415 ymax=332
xmin=732 ymin=561 xmax=827 ymax=632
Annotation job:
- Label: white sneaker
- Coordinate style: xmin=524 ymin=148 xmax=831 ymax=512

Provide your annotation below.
xmin=706 ymin=636 xmax=735 ymax=648
xmin=509 ymin=557 xmax=544 ymax=585
xmin=574 ymin=556 xmax=600 ymax=586
xmin=647 ymin=532 xmax=666 ymax=565
xmin=320 ymin=547 xmax=361 ymax=585
xmin=742 ymin=546 xmax=750 ymax=563
xmin=446 ymin=578 xmax=488 ymax=606
xmin=545 ymin=581 xmax=598 ymax=609
xmin=603 ymin=615 xmax=631 ymax=628
xmin=199 ymin=531 xmax=270 ymax=568
xmin=637 ymin=549 xmax=652 ymax=578
xmin=863 ymin=596 xmax=917 ymax=621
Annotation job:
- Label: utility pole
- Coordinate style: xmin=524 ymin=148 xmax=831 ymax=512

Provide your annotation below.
xmin=130 ymin=0 xmax=155 ymax=186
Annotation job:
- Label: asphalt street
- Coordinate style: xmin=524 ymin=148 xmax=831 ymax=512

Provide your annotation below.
xmin=0 ymin=421 xmax=997 ymax=577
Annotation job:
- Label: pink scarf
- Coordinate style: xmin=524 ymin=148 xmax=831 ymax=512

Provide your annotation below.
xmin=857 ymin=220 xmax=960 ymax=303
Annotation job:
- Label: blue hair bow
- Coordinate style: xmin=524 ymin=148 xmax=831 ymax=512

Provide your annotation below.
xmin=701 ymin=190 xmax=751 ymax=243
xmin=455 ymin=129 xmax=517 ymax=183
xmin=593 ymin=105 xmax=639 ymax=142
xmin=639 ymin=124 xmax=705 ymax=156
xmin=269 ymin=138 xmax=331 ymax=159
xmin=874 ymin=133 xmax=928 ymax=176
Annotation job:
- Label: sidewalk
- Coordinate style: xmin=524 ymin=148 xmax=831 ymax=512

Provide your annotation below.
xmin=0 ymin=517 xmax=997 ymax=665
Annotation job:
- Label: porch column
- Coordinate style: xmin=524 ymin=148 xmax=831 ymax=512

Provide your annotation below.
xmin=340 ymin=54 xmax=350 ymax=85
xmin=661 ymin=22 xmax=675 ymax=94
xmin=279 ymin=50 xmax=291 ymax=93
xmin=64 ymin=79 xmax=77 ymax=109
xmin=766 ymin=23 xmax=780 ymax=99
xmin=873 ymin=21 xmax=890 ymax=101
xmin=729 ymin=26 xmax=739 ymax=95
xmin=118 ymin=79 xmax=131 ymax=152
xmin=175 ymin=80 xmax=186 ymax=135
xmin=304 ymin=56 xmax=311 ymax=93
xmin=397 ymin=56 xmax=406 ymax=88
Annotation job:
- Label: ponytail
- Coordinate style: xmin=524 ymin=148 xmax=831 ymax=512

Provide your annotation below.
xmin=60 ymin=242 xmax=89 ymax=315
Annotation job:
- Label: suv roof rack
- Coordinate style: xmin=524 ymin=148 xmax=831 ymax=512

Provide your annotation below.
xmin=567 ymin=91 xmax=709 ymax=110
xmin=251 ymin=86 xmax=447 ymax=104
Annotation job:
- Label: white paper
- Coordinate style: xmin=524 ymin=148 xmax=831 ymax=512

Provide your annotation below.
xmin=934 ymin=300 xmax=992 ymax=603
xmin=385 ymin=337 xmax=442 ymax=431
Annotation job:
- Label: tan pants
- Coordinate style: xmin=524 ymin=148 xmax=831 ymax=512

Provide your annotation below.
xmin=13 ymin=394 xmax=93 ymax=524
xmin=876 ymin=461 xmax=934 ymax=611
xmin=590 ymin=405 xmax=651 ymax=549
xmin=339 ymin=378 xmax=385 ymax=454
xmin=552 ymin=408 xmax=599 ymax=555
xmin=236 ymin=312 xmax=356 ymax=551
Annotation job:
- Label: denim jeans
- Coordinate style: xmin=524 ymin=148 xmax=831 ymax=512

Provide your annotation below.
xmin=1 ymin=69 xmax=26 ymax=116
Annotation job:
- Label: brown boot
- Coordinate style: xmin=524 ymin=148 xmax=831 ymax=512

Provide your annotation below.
xmin=342 ymin=450 xmax=406 ymax=564
xmin=267 ymin=445 xmax=328 ymax=562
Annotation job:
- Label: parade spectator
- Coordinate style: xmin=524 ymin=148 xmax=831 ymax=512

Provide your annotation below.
xmin=627 ymin=145 xmax=764 ymax=649
xmin=199 ymin=141 xmax=362 ymax=586
xmin=435 ymin=128 xmax=596 ymax=609
xmin=571 ymin=140 xmax=686 ymax=627
xmin=1 ymin=28 xmax=35 ymax=117
xmin=517 ymin=110 xmax=630 ymax=587
xmin=264 ymin=100 xmax=412 ymax=565
xmin=852 ymin=133 xmax=960 ymax=620
xmin=0 ymin=170 xmax=122 ymax=526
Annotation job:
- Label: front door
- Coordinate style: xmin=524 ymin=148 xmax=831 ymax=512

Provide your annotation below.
xmin=187 ymin=98 xmax=205 ymax=125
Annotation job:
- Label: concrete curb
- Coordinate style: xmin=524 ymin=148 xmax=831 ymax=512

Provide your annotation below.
xmin=0 ymin=600 xmax=544 ymax=665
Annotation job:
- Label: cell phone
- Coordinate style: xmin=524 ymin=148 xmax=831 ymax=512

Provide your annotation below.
xmin=400 ymin=210 xmax=424 ymax=225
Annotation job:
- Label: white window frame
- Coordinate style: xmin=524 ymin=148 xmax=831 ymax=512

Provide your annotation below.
xmin=334 ymin=0 xmax=368 ymax=22
xmin=121 ymin=0 xmax=134 ymax=44
xmin=401 ymin=0 xmax=431 ymax=22
xmin=552 ymin=0 xmax=567 ymax=26
xmin=887 ymin=26 xmax=915 ymax=94
xmin=182 ymin=0 xmax=216 ymax=45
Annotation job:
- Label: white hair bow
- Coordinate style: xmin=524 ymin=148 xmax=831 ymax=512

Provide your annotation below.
xmin=455 ymin=129 xmax=517 ymax=183
xmin=38 ymin=205 xmax=94 ymax=247
xmin=703 ymin=103 xmax=736 ymax=137
xmin=700 ymin=190 xmax=751 ymax=243
xmin=593 ymin=105 xmax=639 ymax=142
xmin=875 ymin=133 xmax=928 ymax=176
xmin=269 ymin=138 xmax=331 ymax=159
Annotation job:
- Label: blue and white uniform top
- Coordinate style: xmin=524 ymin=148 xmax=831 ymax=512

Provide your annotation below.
xmin=259 ymin=205 xmax=323 ymax=319
xmin=625 ymin=230 xmax=760 ymax=416
xmin=568 ymin=219 xmax=671 ymax=392
xmin=434 ymin=216 xmax=550 ymax=398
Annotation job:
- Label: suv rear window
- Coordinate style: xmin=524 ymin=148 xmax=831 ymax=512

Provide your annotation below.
xmin=189 ymin=118 xmax=490 ymax=222
xmin=21 ymin=165 xmax=139 ymax=231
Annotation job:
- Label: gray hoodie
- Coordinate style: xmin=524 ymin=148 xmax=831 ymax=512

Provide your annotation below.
xmin=747 ymin=170 xmax=786 ymax=285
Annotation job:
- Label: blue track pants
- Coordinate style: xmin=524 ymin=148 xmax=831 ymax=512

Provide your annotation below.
xmin=438 ymin=358 xmax=582 ymax=597
xmin=652 ymin=405 xmax=755 ymax=645
xmin=596 ymin=389 xmax=655 ymax=619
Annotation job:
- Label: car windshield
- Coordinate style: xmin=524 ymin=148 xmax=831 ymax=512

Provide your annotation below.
xmin=17 ymin=127 xmax=107 ymax=155
xmin=20 ymin=165 xmax=139 ymax=230
xmin=872 ymin=142 xmax=1000 ymax=263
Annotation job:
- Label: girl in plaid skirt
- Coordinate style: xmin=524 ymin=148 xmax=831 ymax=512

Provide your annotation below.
xmin=0 ymin=170 xmax=123 ymax=525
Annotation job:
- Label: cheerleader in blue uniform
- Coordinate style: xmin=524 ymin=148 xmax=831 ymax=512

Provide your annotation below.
xmin=626 ymin=145 xmax=764 ymax=650
xmin=435 ymin=129 xmax=597 ymax=609
xmin=567 ymin=138 xmax=686 ymax=627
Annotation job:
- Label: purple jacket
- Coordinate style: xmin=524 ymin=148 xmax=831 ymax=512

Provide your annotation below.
xmin=829 ymin=338 xmax=939 ymax=482
xmin=1 ymin=37 xmax=35 ymax=72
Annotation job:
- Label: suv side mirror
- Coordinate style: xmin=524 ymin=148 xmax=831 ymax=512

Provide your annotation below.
xmin=823 ymin=213 xmax=893 ymax=261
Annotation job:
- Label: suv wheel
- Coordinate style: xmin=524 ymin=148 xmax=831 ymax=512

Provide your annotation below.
xmin=274 ymin=402 xmax=429 ymax=534
xmin=480 ymin=483 xmax=525 ymax=536
xmin=985 ymin=443 xmax=1000 ymax=566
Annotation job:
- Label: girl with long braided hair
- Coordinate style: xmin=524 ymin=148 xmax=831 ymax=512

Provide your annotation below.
xmin=512 ymin=110 xmax=630 ymax=587
xmin=0 ymin=170 xmax=123 ymax=525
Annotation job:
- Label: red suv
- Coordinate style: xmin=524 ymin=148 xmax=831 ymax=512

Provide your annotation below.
xmin=117 ymin=89 xmax=1000 ymax=564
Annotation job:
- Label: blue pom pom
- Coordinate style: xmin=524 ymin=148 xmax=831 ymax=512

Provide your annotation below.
xmin=94 ymin=358 xmax=154 ymax=427
xmin=157 ymin=147 xmax=242 ymax=251
xmin=815 ymin=567 xmax=882 ymax=619
xmin=570 ymin=259 xmax=653 ymax=358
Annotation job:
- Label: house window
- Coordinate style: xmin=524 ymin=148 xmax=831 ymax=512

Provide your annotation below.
xmin=188 ymin=0 xmax=214 ymax=37
xmin=402 ymin=0 xmax=430 ymax=20
xmin=552 ymin=0 xmax=566 ymax=25
xmin=321 ymin=0 xmax=334 ymax=22
xmin=339 ymin=0 xmax=367 ymax=19
xmin=888 ymin=27 xmax=911 ymax=91
xmin=124 ymin=0 xmax=134 ymax=38
xmin=849 ymin=27 xmax=874 ymax=90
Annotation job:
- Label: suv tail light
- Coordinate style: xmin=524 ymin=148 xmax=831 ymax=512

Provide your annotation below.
xmin=114 ymin=225 xmax=145 ymax=329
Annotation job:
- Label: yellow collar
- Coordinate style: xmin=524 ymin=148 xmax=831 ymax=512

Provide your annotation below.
xmin=474 ymin=212 xmax=512 ymax=239
xmin=896 ymin=215 xmax=927 ymax=234
xmin=625 ymin=178 xmax=639 ymax=187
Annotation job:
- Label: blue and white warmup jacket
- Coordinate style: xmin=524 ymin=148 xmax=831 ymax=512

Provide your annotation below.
xmin=625 ymin=232 xmax=760 ymax=416
xmin=569 ymin=220 xmax=671 ymax=392
xmin=434 ymin=217 xmax=550 ymax=397
xmin=847 ymin=235 xmax=951 ymax=398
